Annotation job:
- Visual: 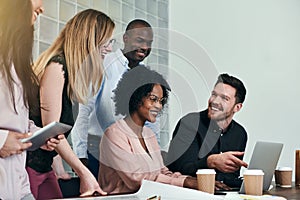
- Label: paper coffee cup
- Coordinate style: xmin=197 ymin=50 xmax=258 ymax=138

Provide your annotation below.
xmin=196 ymin=169 xmax=216 ymax=194
xmin=243 ymin=169 xmax=264 ymax=196
xmin=277 ymin=167 xmax=292 ymax=188
xmin=274 ymin=169 xmax=281 ymax=186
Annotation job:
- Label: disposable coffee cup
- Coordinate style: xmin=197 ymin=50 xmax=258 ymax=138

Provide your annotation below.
xmin=274 ymin=168 xmax=281 ymax=186
xmin=243 ymin=169 xmax=264 ymax=196
xmin=277 ymin=167 xmax=292 ymax=188
xmin=196 ymin=169 xmax=216 ymax=194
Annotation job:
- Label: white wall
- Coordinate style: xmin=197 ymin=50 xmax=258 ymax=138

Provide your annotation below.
xmin=168 ymin=0 xmax=300 ymax=179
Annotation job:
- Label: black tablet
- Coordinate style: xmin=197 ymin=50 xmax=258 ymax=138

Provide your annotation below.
xmin=21 ymin=121 xmax=72 ymax=151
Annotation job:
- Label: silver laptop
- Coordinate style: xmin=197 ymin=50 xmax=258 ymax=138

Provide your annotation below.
xmin=239 ymin=141 xmax=283 ymax=194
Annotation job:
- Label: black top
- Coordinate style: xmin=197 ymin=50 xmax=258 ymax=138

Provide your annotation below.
xmin=27 ymin=54 xmax=74 ymax=173
xmin=166 ymin=109 xmax=247 ymax=187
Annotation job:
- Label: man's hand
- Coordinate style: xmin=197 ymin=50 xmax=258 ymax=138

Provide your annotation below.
xmin=207 ymin=151 xmax=248 ymax=173
xmin=215 ymin=180 xmax=232 ymax=191
xmin=0 ymin=131 xmax=33 ymax=158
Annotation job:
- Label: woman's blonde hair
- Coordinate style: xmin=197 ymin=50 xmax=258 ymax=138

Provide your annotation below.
xmin=34 ymin=9 xmax=115 ymax=103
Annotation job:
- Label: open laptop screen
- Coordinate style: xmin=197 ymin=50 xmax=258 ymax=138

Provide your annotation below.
xmin=239 ymin=141 xmax=283 ymax=193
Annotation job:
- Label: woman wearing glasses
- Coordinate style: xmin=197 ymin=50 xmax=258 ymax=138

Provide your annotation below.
xmin=27 ymin=9 xmax=114 ymax=199
xmin=98 ymin=67 xmax=199 ymax=194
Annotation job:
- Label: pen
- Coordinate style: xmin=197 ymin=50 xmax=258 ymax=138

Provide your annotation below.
xmin=147 ymin=195 xmax=161 ymax=200
xmin=147 ymin=195 xmax=157 ymax=200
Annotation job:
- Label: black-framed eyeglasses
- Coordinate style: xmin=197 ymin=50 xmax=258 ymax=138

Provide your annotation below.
xmin=147 ymin=94 xmax=167 ymax=105
xmin=103 ymin=38 xmax=116 ymax=48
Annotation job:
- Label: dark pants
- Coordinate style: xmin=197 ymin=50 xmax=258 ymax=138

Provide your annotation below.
xmin=58 ymin=178 xmax=80 ymax=198
xmin=87 ymin=151 xmax=99 ymax=179
xmin=87 ymin=134 xmax=101 ymax=179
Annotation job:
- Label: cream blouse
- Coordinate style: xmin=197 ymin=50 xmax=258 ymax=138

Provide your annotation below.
xmin=99 ymin=119 xmax=187 ymax=194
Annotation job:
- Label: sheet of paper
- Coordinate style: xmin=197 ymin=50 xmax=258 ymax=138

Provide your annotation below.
xmin=224 ymin=193 xmax=287 ymax=200
xmin=65 ymin=180 xmax=224 ymax=200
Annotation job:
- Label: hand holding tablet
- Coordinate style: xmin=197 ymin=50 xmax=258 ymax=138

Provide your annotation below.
xmin=21 ymin=121 xmax=72 ymax=151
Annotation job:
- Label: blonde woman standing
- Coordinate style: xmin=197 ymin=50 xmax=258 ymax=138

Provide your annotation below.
xmin=27 ymin=9 xmax=115 ymax=199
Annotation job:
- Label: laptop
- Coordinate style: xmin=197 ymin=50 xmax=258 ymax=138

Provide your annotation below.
xmin=239 ymin=141 xmax=283 ymax=194
xmin=215 ymin=141 xmax=283 ymax=195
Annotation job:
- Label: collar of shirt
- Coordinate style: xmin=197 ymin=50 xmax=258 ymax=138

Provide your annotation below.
xmin=202 ymin=109 xmax=234 ymax=135
xmin=116 ymin=48 xmax=146 ymax=70
xmin=115 ymin=48 xmax=129 ymax=68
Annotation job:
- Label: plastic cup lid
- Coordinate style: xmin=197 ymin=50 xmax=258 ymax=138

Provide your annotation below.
xmin=196 ymin=169 xmax=216 ymax=174
xmin=243 ymin=169 xmax=264 ymax=175
xmin=277 ymin=167 xmax=292 ymax=171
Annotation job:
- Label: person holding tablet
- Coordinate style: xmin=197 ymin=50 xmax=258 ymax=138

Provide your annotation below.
xmin=0 ymin=0 xmax=61 ymax=199
xmin=27 ymin=9 xmax=114 ymax=199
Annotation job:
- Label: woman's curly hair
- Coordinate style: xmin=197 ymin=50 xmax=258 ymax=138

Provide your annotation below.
xmin=113 ymin=66 xmax=171 ymax=116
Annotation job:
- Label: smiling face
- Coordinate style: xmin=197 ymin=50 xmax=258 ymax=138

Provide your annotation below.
xmin=208 ymin=83 xmax=242 ymax=122
xmin=123 ymin=25 xmax=153 ymax=66
xmin=131 ymin=84 xmax=163 ymax=126
xmin=31 ymin=0 xmax=44 ymax=24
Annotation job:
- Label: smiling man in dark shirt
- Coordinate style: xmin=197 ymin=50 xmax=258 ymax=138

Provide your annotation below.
xmin=166 ymin=73 xmax=248 ymax=190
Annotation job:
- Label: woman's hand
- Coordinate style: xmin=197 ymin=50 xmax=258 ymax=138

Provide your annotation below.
xmin=183 ymin=176 xmax=198 ymax=190
xmin=40 ymin=134 xmax=64 ymax=151
xmin=0 ymin=131 xmax=32 ymax=158
xmin=79 ymin=169 xmax=107 ymax=197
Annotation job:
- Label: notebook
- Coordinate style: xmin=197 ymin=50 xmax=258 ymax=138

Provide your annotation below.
xmin=239 ymin=141 xmax=283 ymax=194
